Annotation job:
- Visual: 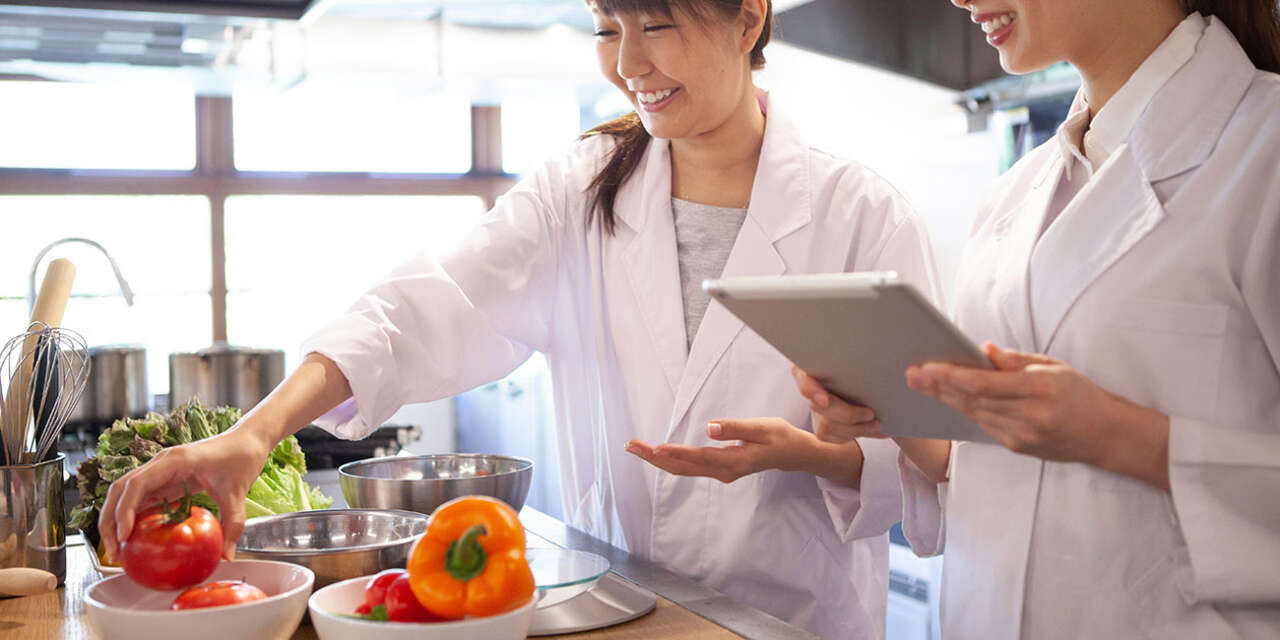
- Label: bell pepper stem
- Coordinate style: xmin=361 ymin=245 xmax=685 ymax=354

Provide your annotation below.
xmin=445 ymin=523 xmax=488 ymax=582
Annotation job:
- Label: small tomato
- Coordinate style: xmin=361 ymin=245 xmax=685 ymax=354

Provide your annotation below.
xmin=364 ymin=568 xmax=407 ymax=608
xmin=170 ymin=581 xmax=268 ymax=610
xmin=385 ymin=573 xmax=444 ymax=623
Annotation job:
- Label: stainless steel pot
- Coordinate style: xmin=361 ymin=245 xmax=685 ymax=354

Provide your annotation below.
xmin=168 ymin=345 xmax=284 ymax=411
xmin=65 ymin=345 xmax=149 ymax=426
xmin=87 ymin=345 xmax=149 ymax=424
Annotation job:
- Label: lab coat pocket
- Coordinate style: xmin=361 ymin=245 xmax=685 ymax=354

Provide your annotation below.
xmin=1133 ymin=548 xmax=1239 ymax=639
xmin=1089 ymin=298 xmax=1227 ymax=421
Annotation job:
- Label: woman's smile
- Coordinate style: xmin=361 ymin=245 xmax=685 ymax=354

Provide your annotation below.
xmin=636 ymin=87 xmax=681 ymax=112
xmin=972 ymin=10 xmax=1018 ymax=47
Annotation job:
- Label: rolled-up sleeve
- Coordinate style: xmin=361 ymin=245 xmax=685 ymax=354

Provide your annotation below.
xmin=898 ymin=446 xmax=949 ymax=557
xmin=819 ymin=438 xmax=905 ymax=541
xmin=1168 ymin=419 xmax=1280 ymax=603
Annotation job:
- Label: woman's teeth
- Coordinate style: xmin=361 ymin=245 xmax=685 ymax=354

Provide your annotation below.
xmin=981 ymin=13 xmax=1016 ymax=33
xmin=637 ymin=88 xmax=676 ymax=104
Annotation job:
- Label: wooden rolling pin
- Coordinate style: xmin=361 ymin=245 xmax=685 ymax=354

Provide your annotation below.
xmin=0 ymin=568 xmax=58 ymax=597
xmin=2 ymin=259 xmax=76 ymax=463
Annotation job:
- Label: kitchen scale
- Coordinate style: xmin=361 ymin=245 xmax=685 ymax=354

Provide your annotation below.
xmin=525 ymin=548 xmax=657 ymax=635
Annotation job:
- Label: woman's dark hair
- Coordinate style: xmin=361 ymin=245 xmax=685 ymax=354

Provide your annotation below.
xmin=1182 ymin=0 xmax=1280 ymax=73
xmin=580 ymin=0 xmax=773 ymax=235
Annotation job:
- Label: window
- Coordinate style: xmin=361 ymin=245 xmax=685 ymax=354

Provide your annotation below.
xmin=501 ymin=97 xmax=582 ymax=175
xmin=223 ymin=195 xmax=486 ymax=369
xmin=0 ymin=196 xmax=212 ymax=396
xmin=0 ymin=81 xmax=196 ymax=170
xmin=233 ymin=87 xmax=473 ymax=173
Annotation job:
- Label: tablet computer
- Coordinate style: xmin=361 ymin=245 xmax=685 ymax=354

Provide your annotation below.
xmin=704 ymin=272 xmax=995 ymax=444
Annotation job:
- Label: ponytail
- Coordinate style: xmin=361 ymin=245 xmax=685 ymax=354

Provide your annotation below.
xmin=581 ymin=0 xmax=773 ymax=235
xmin=581 ymin=113 xmax=650 ymax=236
xmin=1183 ymin=0 xmax=1280 ymax=73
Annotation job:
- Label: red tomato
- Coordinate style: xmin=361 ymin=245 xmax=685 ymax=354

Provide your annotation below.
xmin=170 ymin=580 xmax=268 ymax=610
xmin=121 ymin=497 xmax=223 ymax=591
xmin=364 ymin=568 xmax=407 ymax=608
xmin=354 ymin=602 xmax=372 ymax=616
xmin=384 ymin=573 xmax=443 ymax=623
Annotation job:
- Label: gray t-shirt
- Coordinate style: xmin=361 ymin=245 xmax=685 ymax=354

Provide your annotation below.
xmin=671 ymin=197 xmax=749 ymax=350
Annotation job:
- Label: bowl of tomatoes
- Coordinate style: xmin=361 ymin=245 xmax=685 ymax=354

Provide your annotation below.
xmin=308 ymin=572 xmax=537 ymax=640
xmin=85 ymin=559 xmax=315 ymax=640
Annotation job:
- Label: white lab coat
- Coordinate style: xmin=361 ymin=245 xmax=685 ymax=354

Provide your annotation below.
xmin=899 ymin=18 xmax=1280 ymax=639
xmin=303 ymin=93 xmax=941 ymax=639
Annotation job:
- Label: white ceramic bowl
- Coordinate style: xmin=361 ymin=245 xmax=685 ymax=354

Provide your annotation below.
xmin=84 ymin=537 xmax=124 ymax=578
xmin=309 ymin=574 xmax=537 ymax=640
xmin=84 ymin=559 xmax=314 ymax=640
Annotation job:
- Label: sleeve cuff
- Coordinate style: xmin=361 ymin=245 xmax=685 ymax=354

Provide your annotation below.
xmin=1168 ymin=416 xmax=1280 ymax=603
xmin=818 ymin=438 xmax=904 ymax=542
xmin=897 ymin=446 xmax=949 ymax=557
xmin=300 ymin=315 xmax=406 ymax=441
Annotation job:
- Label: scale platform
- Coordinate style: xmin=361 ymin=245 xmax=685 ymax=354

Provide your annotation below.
xmin=526 ymin=548 xmax=657 ymax=636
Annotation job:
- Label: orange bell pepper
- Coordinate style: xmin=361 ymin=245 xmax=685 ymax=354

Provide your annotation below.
xmin=406 ymin=496 xmax=536 ymax=619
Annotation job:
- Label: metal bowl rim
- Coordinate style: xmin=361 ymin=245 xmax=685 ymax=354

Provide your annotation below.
xmin=337 ymin=453 xmax=534 ymax=483
xmin=235 ymin=508 xmax=428 ymax=555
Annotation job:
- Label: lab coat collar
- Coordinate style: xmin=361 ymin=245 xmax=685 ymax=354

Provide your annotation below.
xmin=614 ymin=90 xmax=812 ymax=238
xmin=1129 ymin=16 xmax=1256 ymax=184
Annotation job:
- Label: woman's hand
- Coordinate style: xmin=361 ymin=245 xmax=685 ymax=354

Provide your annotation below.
xmin=792 ymin=365 xmax=952 ymax=484
xmin=790 ymin=366 xmax=884 ymax=443
xmin=625 ymin=418 xmax=865 ymax=487
xmin=99 ymin=422 xmax=274 ymax=561
xmin=907 ymin=342 xmax=1170 ymax=489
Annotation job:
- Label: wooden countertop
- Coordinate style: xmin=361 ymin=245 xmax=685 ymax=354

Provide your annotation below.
xmin=0 ymin=537 xmax=741 ymax=640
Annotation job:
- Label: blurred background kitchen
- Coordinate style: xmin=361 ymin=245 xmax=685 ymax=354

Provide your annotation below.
xmin=0 ymin=1 xmax=1086 ymax=637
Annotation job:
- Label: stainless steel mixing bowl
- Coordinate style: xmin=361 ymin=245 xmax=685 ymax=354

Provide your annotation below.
xmin=339 ymin=454 xmax=534 ymax=516
xmin=235 ymin=509 xmax=428 ymax=588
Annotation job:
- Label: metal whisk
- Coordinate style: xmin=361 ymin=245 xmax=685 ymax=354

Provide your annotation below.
xmin=0 ymin=322 xmax=90 ymax=466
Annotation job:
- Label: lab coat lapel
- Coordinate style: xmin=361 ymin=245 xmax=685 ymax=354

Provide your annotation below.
xmin=615 ymin=138 xmax=687 ymax=394
xmin=993 ymin=157 xmax=1062 ymax=352
xmin=1029 ymin=148 xmax=1165 ymax=352
xmin=1029 ymin=16 xmax=1254 ymax=353
xmin=665 ymin=95 xmax=809 ymax=438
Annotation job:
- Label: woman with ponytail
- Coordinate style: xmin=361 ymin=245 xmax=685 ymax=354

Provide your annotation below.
xmin=776 ymin=0 xmax=1280 ymax=637
xmin=99 ymin=0 xmax=939 ymax=636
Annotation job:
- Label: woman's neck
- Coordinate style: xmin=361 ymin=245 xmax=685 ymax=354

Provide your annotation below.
xmin=669 ymin=84 xmax=766 ymax=209
xmin=1070 ymin=2 xmax=1187 ymax=118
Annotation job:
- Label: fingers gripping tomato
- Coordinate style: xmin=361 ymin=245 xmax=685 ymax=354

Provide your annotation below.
xmin=406 ymin=496 xmax=535 ymax=619
xmin=121 ymin=492 xmax=223 ymax=591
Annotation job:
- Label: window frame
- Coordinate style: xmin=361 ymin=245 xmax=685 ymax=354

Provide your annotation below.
xmin=0 ymin=94 xmax=516 ymax=342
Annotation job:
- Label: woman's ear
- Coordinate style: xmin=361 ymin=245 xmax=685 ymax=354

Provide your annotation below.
xmin=739 ymin=0 xmax=769 ymax=55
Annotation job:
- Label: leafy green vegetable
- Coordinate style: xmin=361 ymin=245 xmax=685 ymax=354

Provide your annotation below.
xmin=339 ymin=604 xmax=389 ymax=622
xmin=69 ymin=397 xmax=332 ymax=542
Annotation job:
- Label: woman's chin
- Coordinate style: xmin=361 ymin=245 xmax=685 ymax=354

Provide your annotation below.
xmin=637 ymin=117 xmax=683 ymax=141
xmin=998 ymin=49 xmax=1055 ymax=76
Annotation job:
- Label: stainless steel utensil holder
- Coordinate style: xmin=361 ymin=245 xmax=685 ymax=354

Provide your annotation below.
xmin=0 ymin=453 xmax=65 ymax=588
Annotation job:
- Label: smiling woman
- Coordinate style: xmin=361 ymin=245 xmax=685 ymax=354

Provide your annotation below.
xmin=581 ymin=0 xmax=773 ymax=234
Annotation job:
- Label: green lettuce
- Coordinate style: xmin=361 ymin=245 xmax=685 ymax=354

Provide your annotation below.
xmin=70 ymin=398 xmax=331 ymax=543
